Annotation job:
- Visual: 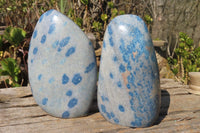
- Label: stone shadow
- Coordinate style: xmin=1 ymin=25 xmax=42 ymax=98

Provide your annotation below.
xmin=154 ymin=89 xmax=171 ymax=125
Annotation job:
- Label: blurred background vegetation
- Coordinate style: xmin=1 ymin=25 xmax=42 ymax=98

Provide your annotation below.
xmin=0 ymin=0 xmax=200 ymax=87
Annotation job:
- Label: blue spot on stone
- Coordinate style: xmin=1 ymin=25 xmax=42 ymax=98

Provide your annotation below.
xmin=85 ymin=62 xmax=95 ymax=73
xmin=114 ymin=118 xmax=119 ymax=124
xmin=119 ymin=105 xmax=125 ymax=112
xmin=127 ymin=64 xmax=132 ymax=71
xmin=129 ymin=92 xmax=134 ymax=97
xmin=89 ymin=41 xmax=92 ymax=45
xmin=33 ymin=30 xmax=37 ymax=39
xmin=41 ymin=35 xmax=46 ymax=44
xmin=66 ymin=90 xmax=72 ymax=96
xmin=31 ymin=59 xmax=33 ymax=63
xmin=101 ymin=104 xmax=106 ymax=113
xmin=62 ymin=74 xmax=69 ymax=84
xmin=119 ymin=64 xmax=126 ymax=73
xmin=127 ymin=84 xmax=131 ymax=89
xmin=33 ymin=47 xmax=38 ymax=55
xmin=45 ymin=9 xmax=54 ymax=16
xmin=65 ymin=47 xmax=75 ymax=57
xmin=110 ymin=112 xmax=115 ymax=118
xmin=68 ymin=98 xmax=78 ymax=108
xmin=108 ymin=25 xmax=113 ymax=35
xmin=72 ymin=73 xmax=82 ymax=85
xmin=57 ymin=47 xmax=62 ymax=52
xmin=109 ymin=72 xmax=113 ymax=79
xmin=48 ymin=77 xmax=55 ymax=84
xmin=130 ymin=98 xmax=134 ymax=105
xmin=39 ymin=14 xmax=44 ymax=23
xmin=48 ymin=24 xmax=56 ymax=34
xmin=117 ymin=81 xmax=122 ymax=88
xmin=109 ymin=37 xmax=114 ymax=47
xmin=106 ymin=112 xmax=111 ymax=119
xmin=103 ymin=41 xmax=106 ymax=48
xmin=38 ymin=74 xmax=42 ymax=81
xmin=62 ymin=111 xmax=70 ymax=118
xmin=113 ymin=56 xmax=118 ymax=62
xmin=60 ymin=37 xmax=70 ymax=47
xmin=122 ymin=54 xmax=129 ymax=63
xmin=52 ymin=40 xmax=59 ymax=48
xmin=42 ymin=98 xmax=48 ymax=105
xmin=119 ymin=39 xmax=126 ymax=54
xmin=101 ymin=96 xmax=105 ymax=101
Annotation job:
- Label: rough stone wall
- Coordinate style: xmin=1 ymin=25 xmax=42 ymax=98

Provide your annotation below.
xmin=150 ymin=0 xmax=200 ymax=55
xmin=115 ymin=0 xmax=200 ymax=56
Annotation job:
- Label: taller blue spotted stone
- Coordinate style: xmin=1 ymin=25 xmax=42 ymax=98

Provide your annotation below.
xmin=98 ymin=15 xmax=161 ymax=127
xmin=28 ymin=9 xmax=97 ymax=118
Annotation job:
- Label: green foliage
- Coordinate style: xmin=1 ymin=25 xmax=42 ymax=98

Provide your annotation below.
xmin=108 ymin=2 xmax=114 ymax=8
xmin=59 ymin=0 xmax=68 ymax=14
xmin=101 ymin=14 xmax=108 ymax=22
xmin=75 ymin=18 xmax=83 ymax=27
xmin=144 ymin=14 xmax=153 ymax=24
xmin=92 ymin=21 xmax=102 ymax=32
xmin=3 ymin=26 xmax=26 ymax=47
xmin=168 ymin=32 xmax=200 ymax=84
xmin=81 ymin=0 xmax=88 ymax=5
xmin=0 ymin=58 xmax=21 ymax=87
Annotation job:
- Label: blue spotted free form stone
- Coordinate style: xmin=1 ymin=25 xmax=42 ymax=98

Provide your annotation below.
xmin=28 ymin=9 xmax=97 ymax=118
xmin=98 ymin=15 xmax=161 ymax=127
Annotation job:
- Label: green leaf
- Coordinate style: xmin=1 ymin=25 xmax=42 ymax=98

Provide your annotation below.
xmin=108 ymin=2 xmax=114 ymax=8
xmin=119 ymin=10 xmax=125 ymax=15
xmin=3 ymin=27 xmax=26 ymax=47
xmin=101 ymin=14 xmax=108 ymax=22
xmin=75 ymin=18 xmax=83 ymax=27
xmin=81 ymin=0 xmax=88 ymax=5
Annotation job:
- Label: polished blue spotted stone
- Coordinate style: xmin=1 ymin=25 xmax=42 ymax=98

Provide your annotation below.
xmin=98 ymin=15 xmax=160 ymax=127
xmin=28 ymin=9 xmax=97 ymax=118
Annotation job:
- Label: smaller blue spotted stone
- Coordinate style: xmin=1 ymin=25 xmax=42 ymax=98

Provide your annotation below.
xmin=66 ymin=90 xmax=72 ymax=97
xmin=62 ymin=74 xmax=69 ymax=84
xmin=118 ymin=105 xmax=125 ymax=112
xmin=68 ymin=98 xmax=78 ymax=108
xmin=72 ymin=73 xmax=82 ymax=85
xmin=42 ymin=98 xmax=48 ymax=105
xmin=41 ymin=35 xmax=46 ymax=44
xmin=62 ymin=111 xmax=70 ymax=118
xmin=29 ymin=9 xmax=97 ymax=119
